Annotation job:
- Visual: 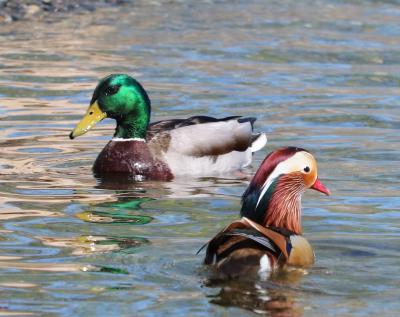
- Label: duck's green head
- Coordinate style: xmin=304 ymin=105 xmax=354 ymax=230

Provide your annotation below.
xmin=69 ymin=74 xmax=151 ymax=140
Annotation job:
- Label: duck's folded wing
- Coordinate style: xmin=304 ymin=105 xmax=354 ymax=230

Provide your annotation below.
xmin=166 ymin=118 xmax=256 ymax=157
xmin=200 ymin=218 xmax=290 ymax=264
xmin=147 ymin=116 xmax=241 ymax=140
xmin=202 ymin=228 xmax=280 ymax=265
xmin=224 ymin=229 xmax=279 ymax=253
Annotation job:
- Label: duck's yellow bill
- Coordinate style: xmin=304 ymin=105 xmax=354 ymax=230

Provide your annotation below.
xmin=69 ymin=101 xmax=107 ymax=139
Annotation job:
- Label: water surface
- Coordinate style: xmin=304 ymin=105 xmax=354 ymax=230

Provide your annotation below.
xmin=0 ymin=1 xmax=400 ymax=316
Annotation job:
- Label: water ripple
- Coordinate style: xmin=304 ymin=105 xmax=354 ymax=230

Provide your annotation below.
xmin=0 ymin=1 xmax=399 ymax=316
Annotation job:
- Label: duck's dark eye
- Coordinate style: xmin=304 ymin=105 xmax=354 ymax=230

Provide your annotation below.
xmin=104 ymin=85 xmax=120 ymax=96
xmin=303 ymin=166 xmax=310 ymax=173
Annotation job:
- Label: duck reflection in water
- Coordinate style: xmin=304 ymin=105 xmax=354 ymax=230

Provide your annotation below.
xmin=76 ymin=193 xmax=154 ymax=226
xmin=95 ymin=171 xmax=250 ymax=199
xmin=40 ymin=194 xmax=154 ymax=256
xmin=206 ymin=269 xmax=306 ymax=316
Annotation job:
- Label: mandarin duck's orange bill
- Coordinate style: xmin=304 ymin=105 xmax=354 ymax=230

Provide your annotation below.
xmin=199 ymin=146 xmax=330 ymax=279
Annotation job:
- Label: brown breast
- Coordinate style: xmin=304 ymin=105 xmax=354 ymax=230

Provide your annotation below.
xmin=93 ymin=140 xmax=173 ymax=181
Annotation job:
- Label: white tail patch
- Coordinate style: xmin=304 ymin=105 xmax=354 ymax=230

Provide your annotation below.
xmin=251 ymin=133 xmax=267 ymax=152
xmin=258 ymin=254 xmax=272 ymax=280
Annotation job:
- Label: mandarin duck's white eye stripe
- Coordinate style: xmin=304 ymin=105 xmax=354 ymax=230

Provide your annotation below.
xmin=256 ymin=151 xmax=313 ymax=208
xmin=256 ymin=161 xmax=288 ymax=208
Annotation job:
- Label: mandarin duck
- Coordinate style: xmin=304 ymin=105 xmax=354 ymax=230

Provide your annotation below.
xmin=69 ymin=74 xmax=267 ymax=181
xmin=200 ymin=147 xmax=330 ymax=278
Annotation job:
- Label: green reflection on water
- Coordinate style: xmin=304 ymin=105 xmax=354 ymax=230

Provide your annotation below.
xmin=77 ymin=197 xmax=154 ymax=225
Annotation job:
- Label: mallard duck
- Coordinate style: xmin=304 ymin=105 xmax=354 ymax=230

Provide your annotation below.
xmin=200 ymin=146 xmax=330 ymax=278
xmin=69 ymin=74 xmax=267 ymax=181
